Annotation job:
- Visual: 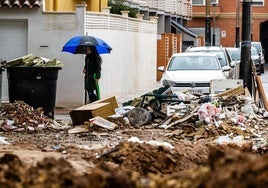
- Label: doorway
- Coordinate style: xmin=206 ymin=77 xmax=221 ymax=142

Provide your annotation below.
xmin=260 ymin=20 xmax=268 ymax=64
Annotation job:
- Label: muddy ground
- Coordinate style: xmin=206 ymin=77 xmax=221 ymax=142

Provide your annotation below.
xmin=0 ymin=101 xmax=268 ymax=188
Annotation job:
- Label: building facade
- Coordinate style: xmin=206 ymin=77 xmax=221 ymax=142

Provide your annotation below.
xmin=187 ymin=0 xmax=268 ymax=61
xmin=0 ymin=1 xmax=158 ymax=107
xmin=0 ymin=0 xmax=196 ymax=107
xmin=44 ymin=0 xmax=108 ymax=12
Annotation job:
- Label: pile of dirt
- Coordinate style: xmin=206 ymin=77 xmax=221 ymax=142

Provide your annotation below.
xmin=1 ymin=139 xmax=268 ymax=187
xmin=0 ymin=93 xmax=268 ymax=187
xmin=92 ymin=140 xmax=210 ymax=176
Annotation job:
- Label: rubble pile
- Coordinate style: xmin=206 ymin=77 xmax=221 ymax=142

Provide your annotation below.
xmin=1 ymin=85 xmax=267 ymax=148
xmin=0 ymin=101 xmax=70 ymax=132
xmin=111 ymin=87 xmax=268 ymax=144
xmin=0 ymin=86 xmax=268 ymax=187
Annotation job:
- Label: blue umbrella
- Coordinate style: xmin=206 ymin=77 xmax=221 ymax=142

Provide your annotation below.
xmin=62 ymin=35 xmax=112 ymax=54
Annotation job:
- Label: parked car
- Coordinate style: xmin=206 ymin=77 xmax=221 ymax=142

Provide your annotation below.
xmin=251 ymin=41 xmax=265 ymax=73
xmin=225 ymin=47 xmax=240 ymax=62
xmin=158 ymin=52 xmax=231 ymax=95
xmin=224 ymin=47 xmax=241 ymax=79
xmin=251 ymin=46 xmax=262 ymax=69
xmin=239 ymin=41 xmax=265 ymax=73
xmin=185 ymin=46 xmax=233 ymax=79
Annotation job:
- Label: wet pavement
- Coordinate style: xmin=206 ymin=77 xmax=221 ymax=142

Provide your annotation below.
xmin=260 ymin=66 xmax=268 ymax=96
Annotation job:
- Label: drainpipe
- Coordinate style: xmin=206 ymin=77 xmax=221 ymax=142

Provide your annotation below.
xmin=235 ymin=0 xmax=240 ymax=47
xmin=212 ymin=2 xmax=216 ymax=46
xmin=205 ymin=0 xmax=211 ymax=46
xmin=240 ymin=0 xmax=252 ymax=94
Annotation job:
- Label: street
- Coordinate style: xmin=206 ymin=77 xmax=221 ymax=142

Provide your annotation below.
xmin=258 ymin=65 xmax=268 ymax=111
xmin=261 ymin=66 xmax=268 ymax=98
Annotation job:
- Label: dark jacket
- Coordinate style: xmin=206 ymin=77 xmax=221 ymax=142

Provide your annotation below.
xmin=84 ymin=53 xmax=101 ymax=90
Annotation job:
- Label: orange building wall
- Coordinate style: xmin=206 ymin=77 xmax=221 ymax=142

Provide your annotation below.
xmin=188 ymin=1 xmax=268 ymax=47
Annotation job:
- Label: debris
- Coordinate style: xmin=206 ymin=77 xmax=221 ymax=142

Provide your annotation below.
xmin=70 ymin=101 xmax=116 ymax=126
xmin=5 ymin=54 xmax=64 ymax=67
xmin=114 ymin=105 xmax=135 ymax=116
xmin=90 ymin=116 xmax=117 ymax=130
xmin=127 ymin=107 xmax=152 ymax=126
xmin=0 ymin=136 xmax=10 ymax=144
xmin=68 ymin=125 xmax=89 ymax=134
xmin=164 ymin=106 xmax=199 ymax=129
xmin=214 ymin=85 xmax=245 ymax=98
xmin=0 ymin=100 xmax=70 ymax=132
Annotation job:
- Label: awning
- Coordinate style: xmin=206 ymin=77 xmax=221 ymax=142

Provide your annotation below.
xmin=171 ymin=20 xmax=198 ymax=38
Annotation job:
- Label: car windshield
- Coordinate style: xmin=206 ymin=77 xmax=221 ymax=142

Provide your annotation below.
xmin=167 ymin=56 xmax=220 ymax=71
xmin=188 ymin=49 xmax=228 ymax=67
xmin=251 ymin=47 xmax=258 ymax=55
xmin=214 ymin=52 xmax=228 ymax=67
xmin=226 ymin=48 xmax=240 ymax=60
xmin=252 ymin=43 xmax=261 ymax=54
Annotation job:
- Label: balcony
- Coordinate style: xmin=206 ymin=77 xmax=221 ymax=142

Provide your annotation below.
xmin=126 ymin=0 xmax=192 ymax=18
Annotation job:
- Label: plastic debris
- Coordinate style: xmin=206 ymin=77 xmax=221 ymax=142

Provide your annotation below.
xmin=90 ymin=116 xmax=116 ymax=130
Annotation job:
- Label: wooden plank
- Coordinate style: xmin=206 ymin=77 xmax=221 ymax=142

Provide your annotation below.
xmin=73 ymin=102 xmax=110 ymax=111
xmin=210 ymin=79 xmax=243 ymax=94
xmin=214 ymin=85 xmax=244 ymax=98
xmin=256 ymin=76 xmax=268 ymax=111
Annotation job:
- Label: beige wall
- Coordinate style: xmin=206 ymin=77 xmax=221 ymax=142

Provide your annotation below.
xmin=44 ymin=0 xmax=108 ymax=12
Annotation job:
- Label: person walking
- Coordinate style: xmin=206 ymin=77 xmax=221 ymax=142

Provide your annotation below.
xmin=83 ymin=46 xmax=102 ymax=103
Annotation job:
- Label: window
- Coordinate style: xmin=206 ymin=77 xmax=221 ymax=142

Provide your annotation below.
xmin=192 ymin=0 xmax=219 ymax=5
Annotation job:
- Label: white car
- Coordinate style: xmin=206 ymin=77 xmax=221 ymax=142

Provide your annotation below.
xmin=158 ymin=52 xmax=231 ymax=95
xmin=186 ymin=46 xmax=234 ymax=79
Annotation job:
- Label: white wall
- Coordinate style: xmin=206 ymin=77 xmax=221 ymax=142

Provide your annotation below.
xmin=0 ymin=4 xmax=158 ymax=108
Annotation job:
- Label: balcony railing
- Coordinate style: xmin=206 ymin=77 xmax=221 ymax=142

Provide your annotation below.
xmin=126 ymin=0 xmax=192 ymax=18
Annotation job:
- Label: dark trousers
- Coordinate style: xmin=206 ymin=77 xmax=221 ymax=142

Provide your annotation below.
xmin=87 ymin=89 xmax=98 ymax=103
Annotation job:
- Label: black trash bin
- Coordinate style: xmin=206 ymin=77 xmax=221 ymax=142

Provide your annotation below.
xmin=0 ymin=65 xmax=4 ymax=107
xmin=6 ymin=66 xmax=61 ymax=118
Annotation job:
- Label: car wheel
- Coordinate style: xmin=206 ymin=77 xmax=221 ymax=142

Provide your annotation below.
xmin=261 ymin=64 xmax=265 ymax=73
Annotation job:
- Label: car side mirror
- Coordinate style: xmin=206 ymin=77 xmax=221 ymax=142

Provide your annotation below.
xmin=230 ymin=61 xmax=236 ymax=67
xmin=222 ymin=66 xmax=231 ymax=72
xmin=157 ymin=66 xmax=165 ymax=72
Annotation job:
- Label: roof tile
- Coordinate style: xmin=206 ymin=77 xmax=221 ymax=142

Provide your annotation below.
xmin=0 ymin=0 xmax=41 ymax=8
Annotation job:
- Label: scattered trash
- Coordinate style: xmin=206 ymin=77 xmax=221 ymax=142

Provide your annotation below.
xmin=127 ymin=107 xmax=152 ymax=126
xmin=68 ymin=125 xmax=89 ymax=134
xmin=0 ymin=100 xmax=71 ymax=132
xmin=216 ymin=135 xmax=248 ymax=147
xmin=128 ymin=136 xmax=175 ymax=149
xmin=0 ymin=83 xmax=268 ymax=153
xmin=89 ymin=116 xmax=116 ymax=130
xmin=115 ymin=106 xmax=135 ymax=116
xmin=0 ymin=136 xmax=10 ymax=144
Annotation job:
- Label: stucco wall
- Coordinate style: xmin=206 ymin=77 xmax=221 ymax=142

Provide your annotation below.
xmin=0 ymin=4 xmax=157 ymax=108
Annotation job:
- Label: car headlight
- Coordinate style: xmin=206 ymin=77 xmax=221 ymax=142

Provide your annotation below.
xmin=252 ymin=59 xmax=260 ymax=64
xmin=162 ymin=79 xmax=175 ymax=86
